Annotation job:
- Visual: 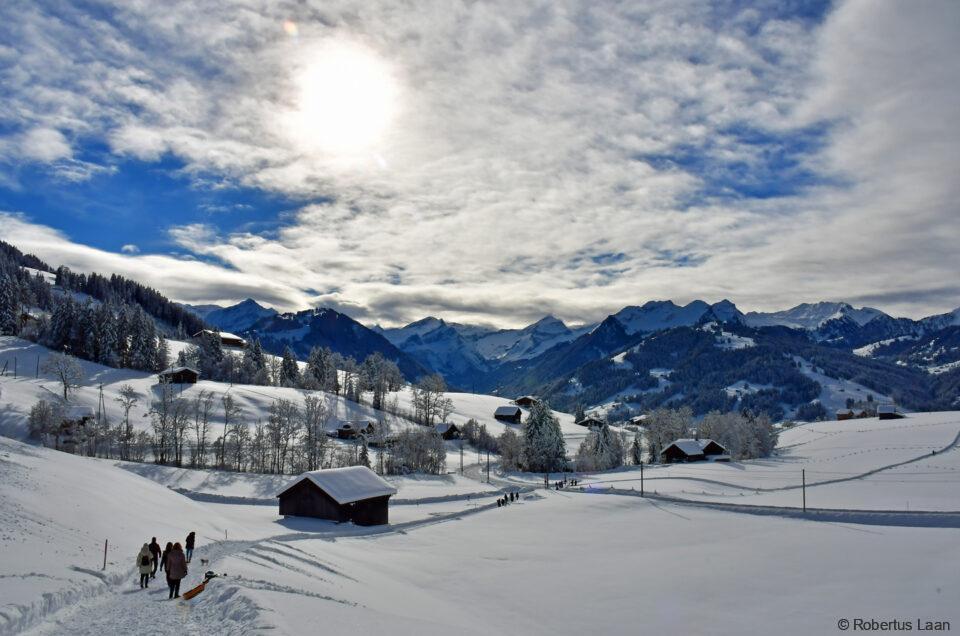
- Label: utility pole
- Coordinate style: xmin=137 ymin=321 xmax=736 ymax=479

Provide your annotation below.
xmin=36 ymin=354 xmax=40 ymax=378
xmin=486 ymin=448 xmax=490 ymax=484
xmin=640 ymin=461 xmax=644 ymax=497
xmin=459 ymin=440 xmax=463 ymax=475
xmin=102 ymin=539 xmax=108 ymax=570
xmin=13 ymin=356 xmax=16 ymax=379
xmin=801 ymin=469 xmax=807 ymax=512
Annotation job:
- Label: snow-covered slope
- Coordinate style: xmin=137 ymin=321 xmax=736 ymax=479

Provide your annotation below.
xmin=465 ymin=316 xmax=593 ymax=362
xmin=612 ymin=299 xmax=742 ymax=336
xmin=203 ymin=298 xmax=278 ymax=334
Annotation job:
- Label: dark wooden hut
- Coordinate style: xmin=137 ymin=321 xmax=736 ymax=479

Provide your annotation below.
xmin=877 ymin=404 xmax=904 ymax=420
xmin=514 ymin=395 xmax=540 ymax=408
xmin=434 ymin=422 xmax=461 ymax=440
xmin=660 ymin=439 xmax=707 ymax=463
xmin=494 ymin=405 xmax=523 ymax=424
xmin=575 ymin=416 xmax=605 ymax=429
xmin=159 ymin=366 xmax=200 ymax=384
xmin=277 ymin=466 xmax=397 ymax=526
xmin=192 ymin=329 xmax=247 ymax=349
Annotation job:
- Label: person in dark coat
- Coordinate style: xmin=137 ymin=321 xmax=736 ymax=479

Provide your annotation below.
xmin=160 ymin=541 xmax=173 ymax=574
xmin=148 ymin=537 xmax=162 ymax=578
xmin=165 ymin=543 xmax=188 ymax=599
xmin=136 ymin=544 xmax=153 ymax=589
xmin=185 ymin=532 xmax=196 ymax=563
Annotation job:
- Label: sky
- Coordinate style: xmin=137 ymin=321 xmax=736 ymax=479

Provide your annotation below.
xmin=0 ymin=0 xmax=958 ymax=328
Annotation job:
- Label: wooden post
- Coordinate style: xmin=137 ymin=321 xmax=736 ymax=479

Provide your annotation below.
xmin=486 ymin=449 xmax=490 ymax=484
xmin=640 ymin=461 xmax=644 ymax=497
xmin=102 ymin=539 xmax=108 ymax=570
xmin=802 ymin=469 xmax=807 ymax=511
xmin=36 ymin=355 xmax=40 ymax=378
xmin=13 ymin=356 xmax=16 ymax=379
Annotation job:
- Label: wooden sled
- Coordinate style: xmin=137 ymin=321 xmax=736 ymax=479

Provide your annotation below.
xmin=182 ymin=572 xmax=218 ymax=600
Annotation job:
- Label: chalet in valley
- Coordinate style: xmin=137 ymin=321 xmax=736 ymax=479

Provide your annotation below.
xmin=434 ymin=422 xmax=461 ymax=440
xmin=575 ymin=416 xmax=606 ymax=429
xmin=661 ymin=438 xmax=729 ymax=463
xmin=192 ymin=329 xmax=247 ymax=349
xmin=877 ymin=404 xmax=904 ymax=420
xmin=277 ymin=466 xmax=397 ymax=526
xmin=514 ymin=395 xmax=541 ymax=408
xmin=494 ymin=405 xmax=523 ymax=424
xmin=328 ymin=420 xmax=376 ymax=439
xmin=158 ymin=366 xmax=200 ymax=385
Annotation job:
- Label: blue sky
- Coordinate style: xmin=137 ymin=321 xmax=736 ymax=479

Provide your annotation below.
xmin=0 ymin=0 xmax=958 ymax=327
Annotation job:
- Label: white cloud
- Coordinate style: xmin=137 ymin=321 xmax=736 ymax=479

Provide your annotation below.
xmin=0 ymin=1 xmax=957 ymax=325
xmin=18 ymin=128 xmax=71 ymax=162
xmin=120 ymin=244 xmax=139 ymax=254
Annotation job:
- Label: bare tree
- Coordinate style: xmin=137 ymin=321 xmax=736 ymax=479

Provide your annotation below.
xmin=191 ymin=389 xmax=215 ymax=467
xmin=114 ymin=384 xmax=140 ymax=461
xmin=301 ymin=395 xmax=330 ymax=471
xmin=411 ymin=374 xmax=453 ymax=427
xmin=42 ymin=353 xmax=83 ymax=401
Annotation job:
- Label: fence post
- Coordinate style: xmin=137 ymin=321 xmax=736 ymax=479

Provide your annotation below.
xmin=802 ymin=469 xmax=806 ymax=513
xmin=103 ymin=539 xmax=108 ymax=570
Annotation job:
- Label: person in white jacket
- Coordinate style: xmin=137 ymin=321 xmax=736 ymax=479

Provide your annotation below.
xmin=136 ymin=543 xmax=153 ymax=589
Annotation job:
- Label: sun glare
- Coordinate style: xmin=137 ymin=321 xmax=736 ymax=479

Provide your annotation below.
xmin=287 ymin=42 xmax=399 ymax=156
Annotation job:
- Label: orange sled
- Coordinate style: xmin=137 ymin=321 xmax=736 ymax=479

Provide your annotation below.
xmin=182 ymin=572 xmax=218 ymax=600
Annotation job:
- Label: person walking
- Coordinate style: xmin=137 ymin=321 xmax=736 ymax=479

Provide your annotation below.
xmin=148 ymin=537 xmax=162 ymax=579
xmin=165 ymin=542 xmax=188 ymax=599
xmin=185 ymin=531 xmax=196 ymax=563
xmin=136 ymin=544 xmax=153 ymax=589
xmin=160 ymin=541 xmax=173 ymax=575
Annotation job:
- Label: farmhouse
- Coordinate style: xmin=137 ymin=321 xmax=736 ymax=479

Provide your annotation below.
xmin=836 ymin=409 xmax=854 ymax=421
xmin=158 ymin=366 xmax=200 ymax=384
xmin=877 ymin=404 xmax=904 ymax=420
xmin=434 ymin=422 xmax=461 ymax=440
xmin=575 ymin=416 xmax=605 ymax=429
xmin=277 ymin=466 xmax=397 ymax=526
xmin=661 ymin=438 xmax=730 ymax=463
xmin=192 ymin=329 xmax=247 ymax=348
xmin=494 ymin=405 xmax=523 ymax=424
xmin=60 ymin=405 xmax=95 ymax=454
xmin=514 ymin=395 xmax=540 ymax=408
xmin=330 ymin=420 xmax=376 ymax=439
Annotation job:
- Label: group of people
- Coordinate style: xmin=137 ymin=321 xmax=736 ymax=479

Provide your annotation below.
xmin=553 ymin=478 xmax=578 ymax=490
xmin=136 ymin=531 xmax=197 ymax=599
xmin=496 ymin=491 xmax=521 ymax=507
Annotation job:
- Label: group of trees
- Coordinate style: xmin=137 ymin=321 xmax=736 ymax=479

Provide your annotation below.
xmin=575 ymin=423 xmax=626 ymax=471
xmin=643 ymin=406 xmax=776 ymax=462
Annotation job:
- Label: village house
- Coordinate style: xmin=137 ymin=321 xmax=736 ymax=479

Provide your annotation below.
xmin=60 ymin=405 xmax=96 ymax=454
xmin=877 ymin=404 xmax=904 ymax=420
xmin=328 ymin=420 xmax=376 ymax=439
xmin=575 ymin=416 xmax=606 ymax=429
xmin=494 ymin=405 xmax=523 ymax=424
xmin=661 ymin=438 xmax=729 ymax=463
xmin=514 ymin=395 xmax=540 ymax=408
xmin=434 ymin=422 xmax=461 ymax=440
xmin=192 ymin=329 xmax=247 ymax=349
xmin=277 ymin=466 xmax=397 ymax=526
xmin=158 ymin=366 xmax=200 ymax=384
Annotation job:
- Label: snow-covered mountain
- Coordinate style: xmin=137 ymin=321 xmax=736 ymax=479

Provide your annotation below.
xmin=920 ymin=307 xmax=960 ymax=332
xmin=743 ymin=302 xmax=885 ymax=330
xmin=464 ymin=316 xmax=594 ymax=362
xmin=612 ymin=299 xmax=743 ymax=335
xmin=378 ymin=318 xmax=490 ymax=389
xmin=203 ymin=298 xmax=279 ymax=334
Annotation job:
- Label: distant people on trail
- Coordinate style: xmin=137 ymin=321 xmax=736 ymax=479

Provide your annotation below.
xmin=148 ymin=537 xmax=162 ymax=578
xmin=497 ymin=499 xmax=502 ymax=508
xmin=160 ymin=541 xmax=173 ymax=575
xmin=185 ymin=532 xmax=196 ymax=563
xmin=137 ymin=544 xmax=153 ymax=589
xmin=165 ymin=543 xmax=188 ymax=599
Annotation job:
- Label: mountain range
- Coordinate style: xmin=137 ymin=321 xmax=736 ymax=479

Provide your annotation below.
xmin=187 ymin=297 xmax=960 ymax=417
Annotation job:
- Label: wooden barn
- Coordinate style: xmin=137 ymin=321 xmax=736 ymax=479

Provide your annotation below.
xmin=434 ymin=422 xmax=461 ymax=440
xmin=494 ymin=405 xmax=523 ymax=424
xmin=277 ymin=466 xmax=397 ymax=526
xmin=60 ymin=405 xmax=96 ymax=454
xmin=514 ymin=395 xmax=540 ymax=408
xmin=575 ymin=416 xmax=605 ymax=429
xmin=661 ymin=439 xmax=707 ymax=463
xmin=699 ymin=439 xmax=730 ymax=460
xmin=877 ymin=404 xmax=904 ymax=420
xmin=159 ymin=366 xmax=200 ymax=384
xmin=338 ymin=420 xmax=375 ymax=439
xmin=192 ymin=329 xmax=247 ymax=349
xmin=836 ymin=409 xmax=854 ymax=421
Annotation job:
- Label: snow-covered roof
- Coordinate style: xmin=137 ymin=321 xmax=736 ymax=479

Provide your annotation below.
xmin=877 ymin=404 xmax=897 ymax=414
xmin=279 ymin=467 xmax=397 ymax=504
xmin=337 ymin=420 xmax=374 ymax=430
xmin=495 ymin=405 xmax=522 ymax=416
xmin=836 ymin=408 xmax=853 ymax=415
xmin=64 ymin=405 xmax=96 ymax=420
xmin=434 ymin=422 xmax=458 ymax=434
xmin=160 ymin=366 xmax=199 ymax=375
xmin=662 ymin=439 xmax=706 ymax=456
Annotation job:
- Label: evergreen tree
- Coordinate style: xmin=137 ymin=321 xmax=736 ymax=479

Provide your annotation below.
xmin=520 ymin=401 xmax=567 ymax=472
xmin=280 ymin=346 xmax=301 ymax=387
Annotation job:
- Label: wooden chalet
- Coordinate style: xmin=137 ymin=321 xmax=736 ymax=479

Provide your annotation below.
xmin=514 ymin=396 xmax=540 ymax=408
xmin=331 ymin=420 xmax=375 ymax=439
xmin=494 ymin=405 xmax=523 ymax=424
xmin=836 ymin=409 xmax=854 ymax=421
xmin=192 ymin=329 xmax=247 ymax=349
xmin=159 ymin=366 xmax=200 ymax=384
xmin=575 ymin=416 xmax=606 ymax=429
xmin=60 ymin=405 xmax=96 ymax=454
xmin=277 ymin=466 xmax=397 ymax=526
xmin=434 ymin=422 xmax=461 ymax=440
xmin=877 ymin=404 xmax=904 ymax=420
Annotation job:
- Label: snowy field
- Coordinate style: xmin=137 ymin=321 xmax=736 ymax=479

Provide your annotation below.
xmin=2 ymin=432 xmax=957 ymax=636
xmin=547 ymin=412 xmax=960 ymax=511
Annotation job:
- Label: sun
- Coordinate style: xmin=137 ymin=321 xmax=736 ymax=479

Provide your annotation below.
xmin=286 ymin=41 xmax=399 ymax=156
